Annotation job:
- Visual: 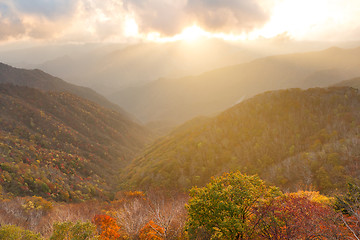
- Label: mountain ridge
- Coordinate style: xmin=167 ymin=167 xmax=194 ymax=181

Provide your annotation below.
xmin=111 ymin=46 xmax=360 ymax=125
xmin=120 ymin=87 xmax=360 ymax=194
xmin=0 ymin=62 xmax=131 ymax=118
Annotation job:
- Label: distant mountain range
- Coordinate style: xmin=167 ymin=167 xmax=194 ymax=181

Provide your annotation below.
xmin=111 ymin=46 xmax=360 ymax=126
xmin=36 ymin=39 xmax=260 ymax=95
xmin=120 ymin=87 xmax=360 ymax=194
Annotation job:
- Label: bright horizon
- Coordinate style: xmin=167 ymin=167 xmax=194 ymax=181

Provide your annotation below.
xmin=0 ymin=0 xmax=359 ymax=49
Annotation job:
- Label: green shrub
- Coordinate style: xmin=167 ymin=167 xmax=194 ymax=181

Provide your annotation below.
xmin=50 ymin=221 xmax=98 ymax=240
xmin=0 ymin=225 xmax=42 ymax=240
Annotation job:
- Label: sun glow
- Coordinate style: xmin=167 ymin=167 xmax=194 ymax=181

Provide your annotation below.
xmin=131 ymin=0 xmax=360 ymax=43
xmin=253 ymin=0 xmax=334 ymax=39
xmin=181 ymin=25 xmax=205 ymax=41
xmin=124 ymin=18 xmax=139 ymax=37
xmin=146 ymin=25 xmax=248 ymax=43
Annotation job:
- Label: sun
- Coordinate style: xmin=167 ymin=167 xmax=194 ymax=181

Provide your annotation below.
xmin=124 ymin=17 xmax=139 ymax=37
xmin=179 ymin=25 xmax=205 ymax=42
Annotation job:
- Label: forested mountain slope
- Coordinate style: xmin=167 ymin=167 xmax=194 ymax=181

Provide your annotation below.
xmin=0 ymin=62 xmax=128 ymax=115
xmin=0 ymin=84 xmax=152 ymax=201
xmin=120 ymin=87 xmax=360 ymax=194
xmin=112 ymin=47 xmax=360 ymax=124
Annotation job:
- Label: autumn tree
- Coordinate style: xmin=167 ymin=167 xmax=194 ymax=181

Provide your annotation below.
xmin=50 ymin=221 xmax=98 ymax=240
xmin=110 ymin=191 xmax=150 ymax=239
xmin=185 ymin=172 xmax=280 ymax=239
xmin=0 ymin=225 xmax=42 ymax=240
xmin=110 ymin=191 xmax=187 ymax=239
xmin=335 ymin=182 xmax=360 ymax=238
xmin=145 ymin=191 xmax=188 ymax=239
xmin=139 ymin=220 xmax=164 ymax=240
xmin=254 ymin=192 xmax=344 ymax=239
xmin=92 ymin=214 xmax=128 ymax=240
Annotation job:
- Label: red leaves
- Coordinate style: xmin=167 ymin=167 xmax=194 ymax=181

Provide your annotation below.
xmin=254 ymin=192 xmax=343 ymax=239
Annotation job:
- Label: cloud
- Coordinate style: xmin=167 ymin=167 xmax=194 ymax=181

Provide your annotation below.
xmin=0 ymin=0 xmax=275 ymax=42
xmin=123 ymin=0 xmax=187 ymax=35
xmin=124 ymin=0 xmax=270 ymax=36
xmin=186 ymin=0 xmax=269 ymax=32
xmin=0 ymin=2 xmax=26 ymax=40
xmin=0 ymin=0 xmax=359 ymax=43
xmin=12 ymin=0 xmax=77 ymax=19
xmin=0 ymin=0 xmax=129 ymax=42
xmin=0 ymin=0 xmax=80 ymax=41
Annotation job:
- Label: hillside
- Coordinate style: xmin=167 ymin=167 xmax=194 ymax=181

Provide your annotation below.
xmin=0 ymin=62 xmax=128 ymax=115
xmin=334 ymin=77 xmax=360 ymax=89
xmin=0 ymin=84 xmax=152 ymax=201
xmin=120 ymin=87 xmax=360 ymax=194
xmin=111 ymin=46 xmax=360 ymax=125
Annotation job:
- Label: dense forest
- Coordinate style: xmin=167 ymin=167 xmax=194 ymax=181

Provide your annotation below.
xmin=1 ymin=65 xmax=360 ymax=239
xmin=0 ymin=84 xmax=151 ymax=201
xmin=121 ymin=87 xmax=360 ymax=194
xmin=1 ymin=172 xmax=360 ymax=239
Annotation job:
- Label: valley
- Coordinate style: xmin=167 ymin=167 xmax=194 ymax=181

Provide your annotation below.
xmin=1 ymin=1 xmax=360 ymax=237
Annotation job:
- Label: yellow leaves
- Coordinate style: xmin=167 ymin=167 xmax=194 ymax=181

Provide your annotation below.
xmin=290 ymin=191 xmax=333 ymax=205
xmin=21 ymin=196 xmax=53 ymax=212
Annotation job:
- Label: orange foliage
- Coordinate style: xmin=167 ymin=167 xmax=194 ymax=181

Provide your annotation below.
xmin=92 ymin=214 xmax=128 ymax=240
xmin=115 ymin=191 xmax=146 ymax=201
xmin=139 ymin=220 xmax=164 ymax=240
xmin=254 ymin=193 xmax=343 ymax=239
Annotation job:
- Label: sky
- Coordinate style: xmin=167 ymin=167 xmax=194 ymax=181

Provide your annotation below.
xmin=0 ymin=0 xmax=360 ymax=47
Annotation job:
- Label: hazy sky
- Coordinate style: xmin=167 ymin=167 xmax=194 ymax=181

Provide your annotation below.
xmin=0 ymin=0 xmax=359 ymax=46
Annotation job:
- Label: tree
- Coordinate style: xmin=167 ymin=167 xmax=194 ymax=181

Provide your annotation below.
xmin=92 ymin=214 xmax=128 ymax=240
xmin=185 ymin=171 xmax=280 ymax=239
xmin=335 ymin=182 xmax=360 ymax=239
xmin=139 ymin=220 xmax=164 ymax=240
xmin=50 ymin=221 xmax=98 ymax=240
xmin=0 ymin=224 xmax=42 ymax=240
xmin=254 ymin=192 xmax=343 ymax=239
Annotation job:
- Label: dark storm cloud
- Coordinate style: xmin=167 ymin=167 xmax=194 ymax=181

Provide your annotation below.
xmin=124 ymin=0 xmax=269 ymax=35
